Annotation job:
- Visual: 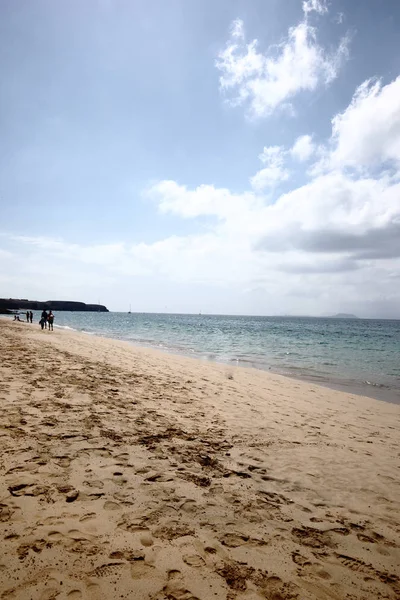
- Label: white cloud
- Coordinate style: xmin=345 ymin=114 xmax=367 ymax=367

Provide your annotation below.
xmin=146 ymin=180 xmax=261 ymax=220
xmin=335 ymin=12 xmax=345 ymax=25
xmin=255 ymin=172 xmax=400 ymax=254
xmin=290 ymin=135 xmax=315 ymax=162
xmin=20 ymin=168 xmax=400 ymax=297
xmin=140 ymin=73 xmax=400 ymax=315
xmin=250 ymin=146 xmax=289 ymax=190
xmin=9 ymin=235 xmax=127 ymax=268
xmin=303 ymin=0 xmax=328 ymax=16
xmin=2 ymin=158 xmax=400 ymax=315
xmin=230 ymin=18 xmax=245 ymax=39
xmin=329 ymin=77 xmax=400 ymax=170
xmin=216 ymin=15 xmax=349 ymax=118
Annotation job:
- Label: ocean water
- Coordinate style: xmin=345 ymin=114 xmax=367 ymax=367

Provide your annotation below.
xmin=21 ymin=312 xmax=400 ymax=403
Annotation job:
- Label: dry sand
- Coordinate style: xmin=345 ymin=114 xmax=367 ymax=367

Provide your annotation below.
xmin=0 ymin=319 xmax=399 ymax=600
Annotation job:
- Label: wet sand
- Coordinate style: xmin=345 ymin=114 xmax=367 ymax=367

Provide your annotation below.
xmin=0 ymin=319 xmax=399 ymax=599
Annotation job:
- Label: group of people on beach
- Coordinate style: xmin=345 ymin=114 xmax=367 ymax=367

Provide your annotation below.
xmin=13 ymin=309 xmax=55 ymax=331
xmin=40 ymin=309 xmax=55 ymax=331
xmin=13 ymin=311 xmax=33 ymax=323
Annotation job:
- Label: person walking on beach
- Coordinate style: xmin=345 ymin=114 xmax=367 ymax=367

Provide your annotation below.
xmin=26 ymin=311 xmax=29 ymax=322
xmin=40 ymin=309 xmax=48 ymax=330
xmin=48 ymin=310 xmax=54 ymax=331
xmin=29 ymin=311 xmax=33 ymax=323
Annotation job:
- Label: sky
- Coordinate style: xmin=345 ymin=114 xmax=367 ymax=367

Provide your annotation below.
xmin=1 ymin=0 xmax=400 ymax=317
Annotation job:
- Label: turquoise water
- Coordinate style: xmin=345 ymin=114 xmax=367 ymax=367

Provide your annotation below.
xmin=23 ymin=312 xmax=400 ymax=403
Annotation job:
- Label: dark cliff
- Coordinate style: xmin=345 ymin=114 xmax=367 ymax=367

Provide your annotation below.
xmin=0 ymin=298 xmax=109 ymax=313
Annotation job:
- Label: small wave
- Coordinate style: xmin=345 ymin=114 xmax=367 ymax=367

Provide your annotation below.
xmin=364 ymin=380 xmax=390 ymax=389
xmin=54 ymin=324 xmax=95 ymax=336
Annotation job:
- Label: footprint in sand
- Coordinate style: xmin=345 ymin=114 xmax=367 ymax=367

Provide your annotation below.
xmin=86 ymin=583 xmax=101 ymax=600
xmin=54 ymin=456 xmax=71 ymax=468
xmin=292 ymin=526 xmax=335 ymax=550
xmin=85 ymin=447 xmax=112 ymax=458
xmin=39 ymin=588 xmax=60 ymax=600
xmin=87 ymin=562 xmax=124 ymax=578
xmin=47 ymin=531 xmax=64 ymax=541
xmin=293 ymin=552 xmax=332 ymax=581
xmin=111 ymin=472 xmax=128 ymax=485
xmin=67 ymin=529 xmax=93 ymax=541
xmin=160 ymin=569 xmax=200 ymax=600
xmin=83 ymin=479 xmax=104 ymax=489
xmin=183 ymin=554 xmax=206 ymax=567
xmin=130 ymin=561 xmax=155 ymax=579
xmin=17 ymin=538 xmax=49 ymax=560
xmin=67 ymin=591 xmax=82 ymax=599
xmin=117 ymin=517 xmax=148 ymax=533
xmin=220 ymin=533 xmax=250 ymax=548
xmin=140 ymin=532 xmax=154 ymax=547
xmin=42 ymin=516 xmax=64 ymax=526
xmin=109 ymin=550 xmax=145 ymax=561
xmin=179 ymin=499 xmax=197 ymax=514
xmin=103 ymin=500 xmax=121 ymax=511
xmin=79 ymin=512 xmax=97 ymax=522
xmin=115 ymin=452 xmax=130 ymax=465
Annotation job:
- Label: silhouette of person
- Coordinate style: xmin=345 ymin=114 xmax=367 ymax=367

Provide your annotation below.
xmin=40 ymin=309 xmax=48 ymax=330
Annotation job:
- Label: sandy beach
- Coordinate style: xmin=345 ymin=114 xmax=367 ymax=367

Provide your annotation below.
xmin=0 ymin=319 xmax=399 ymax=600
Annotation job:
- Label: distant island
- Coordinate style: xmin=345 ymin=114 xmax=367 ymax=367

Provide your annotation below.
xmin=0 ymin=298 xmax=109 ymax=314
xmin=329 ymin=313 xmax=359 ymax=319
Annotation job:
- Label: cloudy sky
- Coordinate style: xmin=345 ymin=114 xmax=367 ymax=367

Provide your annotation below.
xmin=1 ymin=0 xmax=400 ymax=317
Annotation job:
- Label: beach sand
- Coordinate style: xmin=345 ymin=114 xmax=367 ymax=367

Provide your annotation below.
xmin=0 ymin=320 xmax=399 ymax=600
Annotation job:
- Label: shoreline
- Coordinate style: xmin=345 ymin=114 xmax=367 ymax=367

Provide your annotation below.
xmin=57 ymin=320 xmax=400 ymax=405
xmin=133 ymin=342 xmax=400 ymax=406
xmin=3 ymin=315 xmax=399 ymax=405
xmin=1 ymin=320 xmax=400 ymax=599
xmin=3 ymin=314 xmax=399 ymax=405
